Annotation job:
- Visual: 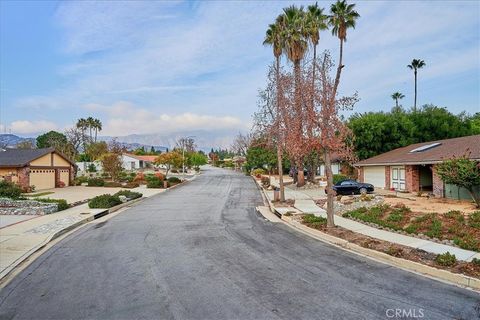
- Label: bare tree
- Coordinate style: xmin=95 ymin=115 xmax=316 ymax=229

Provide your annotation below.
xmin=230 ymin=133 xmax=252 ymax=156
xmin=175 ymin=137 xmax=196 ymax=153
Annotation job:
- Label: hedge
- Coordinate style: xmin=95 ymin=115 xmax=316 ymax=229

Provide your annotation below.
xmin=88 ymin=194 xmax=122 ymax=208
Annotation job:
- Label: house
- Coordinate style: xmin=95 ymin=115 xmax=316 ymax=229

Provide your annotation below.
xmin=355 ymin=135 xmax=480 ymax=199
xmin=317 ymin=153 xmax=351 ymax=177
xmin=0 ymin=148 xmax=75 ymax=190
xmin=121 ymin=154 xmax=158 ymax=170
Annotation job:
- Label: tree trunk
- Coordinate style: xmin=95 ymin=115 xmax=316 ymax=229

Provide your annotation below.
xmin=333 ymin=39 xmax=344 ymax=95
xmin=467 ymin=188 xmax=480 ymax=208
xmin=307 ymin=45 xmax=317 ymax=184
xmin=414 ymin=70 xmax=417 ymax=112
xmin=395 ymin=99 xmax=398 ymax=108
xmin=275 ymin=57 xmax=285 ymax=202
xmin=293 ymin=60 xmax=305 ymax=188
xmin=324 ymin=150 xmax=335 ymax=227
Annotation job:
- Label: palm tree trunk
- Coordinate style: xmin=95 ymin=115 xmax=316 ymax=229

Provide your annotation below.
xmin=275 ymin=57 xmax=285 ymax=202
xmin=293 ymin=60 xmax=305 ymax=187
xmin=333 ymin=38 xmax=344 ymax=95
xmin=307 ymin=45 xmax=317 ymax=183
xmin=414 ymin=70 xmax=417 ymax=112
xmin=396 ymin=99 xmax=399 ymax=108
xmin=324 ymin=149 xmax=335 ymax=227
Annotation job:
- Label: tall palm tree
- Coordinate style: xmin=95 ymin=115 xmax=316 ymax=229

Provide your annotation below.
xmin=86 ymin=117 xmax=95 ymax=141
xmin=264 ymin=21 xmax=286 ymax=201
xmin=93 ymin=118 xmax=102 ymax=142
xmin=407 ymin=59 xmax=426 ymax=112
xmin=279 ymin=5 xmax=308 ymax=187
xmin=305 ymin=3 xmax=327 ymax=183
xmin=329 ymin=0 xmax=360 ymax=92
xmin=76 ymin=118 xmax=89 ymax=151
xmin=391 ymin=92 xmax=405 ymax=108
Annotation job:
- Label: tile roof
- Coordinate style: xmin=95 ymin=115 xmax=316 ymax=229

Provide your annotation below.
xmin=355 ymin=135 xmax=480 ymax=166
xmin=0 ymin=148 xmax=55 ymax=167
xmin=124 ymin=154 xmax=158 ymax=162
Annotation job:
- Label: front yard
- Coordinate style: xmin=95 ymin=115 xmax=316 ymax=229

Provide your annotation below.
xmin=342 ymin=203 xmax=480 ymax=252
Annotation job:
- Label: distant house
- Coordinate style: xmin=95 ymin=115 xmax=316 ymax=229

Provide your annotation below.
xmin=355 ymin=135 xmax=480 ymax=199
xmin=121 ymin=154 xmax=158 ymax=170
xmin=317 ymin=153 xmax=350 ymax=177
xmin=0 ymin=148 xmax=75 ymax=190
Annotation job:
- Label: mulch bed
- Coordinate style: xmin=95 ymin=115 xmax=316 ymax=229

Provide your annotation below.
xmin=300 ymin=216 xmax=480 ymax=279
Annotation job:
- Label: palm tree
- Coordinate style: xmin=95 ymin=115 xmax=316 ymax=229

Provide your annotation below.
xmin=329 ymin=0 xmax=360 ymax=92
xmin=93 ymin=118 xmax=102 ymax=142
xmin=279 ymin=5 xmax=308 ymax=187
xmin=407 ymin=59 xmax=426 ymax=112
xmin=305 ymin=3 xmax=327 ymax=183
xmin=391 ymin=92 xmax=405 ymax=108
xmin=86 ymin=117 xmax=95 ymax=141
xmin=264 ymin=21 xmax=286 ymax=201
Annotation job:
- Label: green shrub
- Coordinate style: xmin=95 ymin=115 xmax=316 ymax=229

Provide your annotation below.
xmin=36 ymin=198 xmax=69 ymax=211
xmin=435 ymin=252 xmax=457 ymax=267
xmin=114 ymin=190 xmax=142 ymax=200
xmin=167 ymin=177 xmax=181 ymax=184
xmin=104 ymin=181 xmax=123 ymax=188
xmin=74 ymin=176 xmax=89 ymax=186
xmin=472 ymin=258 xmax=480 ymax=266
xmin=469 ymin=211 xmax=480 ymax=229
xmin=404 ymin=224 xmax=418 ymax=234
xmin=453 ymin=234 xmax=479 ymax=251
xmin=386 ymin=211 xmax=404 ymax=222
xmin=87 ymin=178 xmax=105 ymax=187
xmin=87 ymin=163 xmax=97 ymax=173
xmin=333 ymin=174 xmax=349 ymax=185
xmin=88 ymin=194 xmax=122 ymax=208
xmin=252 ymin=168 xmax=265 ymax=177
xmin=146 ymin=176 xmax=164 ymax=188
xmin=302 ymin=214 xmax=327 ymax=228
xmin=0 ymin=180 xmax=22 ymax=199
xmin=425 ymin=219 xmax=442 ymax=239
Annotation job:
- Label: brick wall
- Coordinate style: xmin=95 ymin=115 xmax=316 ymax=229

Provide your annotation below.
xmin=17 ymin=167 xmax=29 ymax=190
xmin=385 ymin=166 xmax=391 ymax=189
xmin=405 ymin=165 xmax=420 ymax=192
xmin=432 ymin=165 xmax=444 ymax=197
xmin=358 ymin=167 xmax=364 ymax=182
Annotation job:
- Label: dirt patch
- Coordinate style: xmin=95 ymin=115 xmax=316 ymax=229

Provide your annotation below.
xmin=297 ymin=214 xmax=480 ymax=279
xmin=384 ymin=196 xmax=477 ymax=215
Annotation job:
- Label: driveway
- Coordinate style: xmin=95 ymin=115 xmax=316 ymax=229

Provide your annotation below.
xmin=0 ymin=167 xmax=478 ymax=319
xmin=32 ymin=185 xmax=163 ymax=203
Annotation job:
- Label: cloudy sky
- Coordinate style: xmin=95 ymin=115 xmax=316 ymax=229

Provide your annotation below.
xmin=1 ymin=1 xmax=479 ymax=144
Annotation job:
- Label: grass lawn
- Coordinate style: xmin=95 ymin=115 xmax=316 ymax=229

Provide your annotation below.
xmin=24 ymin=191 xmax=55 ymax=197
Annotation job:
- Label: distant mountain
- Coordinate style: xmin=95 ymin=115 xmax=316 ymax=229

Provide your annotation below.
xmin=0 ymin=134 xmax=36 ymax=148
xmin=0 ymin=129 xmax=236 ymax=152
xmin=100 ymin=129 xmax=237 ymax=153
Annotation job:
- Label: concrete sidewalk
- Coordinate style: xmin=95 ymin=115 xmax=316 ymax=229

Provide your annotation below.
xmin=0 ymin=186 xmax=167 ymax=280
xmin=261 ymin=182 xmax=480 ymax=262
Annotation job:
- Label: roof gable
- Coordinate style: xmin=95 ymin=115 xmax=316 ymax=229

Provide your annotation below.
xmin=356 ymin=135 xmax=480 ymax=166
xmin=0 ymin=148 xmax=75 ymax=168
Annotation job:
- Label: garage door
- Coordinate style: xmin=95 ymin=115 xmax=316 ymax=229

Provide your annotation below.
xmin=30 ymin=169 xmax=55 ymax=190
xmin=59 ymin=169 xmax=70 ymax=186
xmin=363 ymin=166 xmax=385 ymax=188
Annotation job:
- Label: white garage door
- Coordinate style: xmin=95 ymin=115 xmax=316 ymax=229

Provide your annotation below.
xmin=30 ymin=169 xmax=55 ymax=190
xmin=59 ymin=169 xmax=70 ymax=186
xmin=363 ymin=166 xmax=385 ymax=188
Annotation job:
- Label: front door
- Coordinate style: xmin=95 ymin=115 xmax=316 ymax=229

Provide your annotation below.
xmin=391 ymin=166 xmax=405 ymax=190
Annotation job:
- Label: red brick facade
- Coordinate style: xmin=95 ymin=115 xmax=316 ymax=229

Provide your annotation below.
xmin=405 ymin=165 xmax=420 ymax=192
xmin=432 ymin=165 xmax=444 ymax=198
xmin=17 ymin=167 xmax=30 ymax=191
xmin=385 ymin=166 xmax=391 ymax=190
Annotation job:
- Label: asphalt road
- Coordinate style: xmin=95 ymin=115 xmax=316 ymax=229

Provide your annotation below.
xmin=1 ymin=167 xmax=479 ymax=320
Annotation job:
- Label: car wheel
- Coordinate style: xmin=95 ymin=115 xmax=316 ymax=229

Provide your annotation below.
xmin=359 ymin=187 xmax=367 ymax=195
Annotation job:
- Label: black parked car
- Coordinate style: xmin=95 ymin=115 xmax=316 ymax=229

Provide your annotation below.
xmin=329 ymin=179 xmax=374 ymax=195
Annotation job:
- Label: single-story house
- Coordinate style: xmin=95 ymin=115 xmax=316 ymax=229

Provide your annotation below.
xmin=0 ymin=148 xmax=75 ymax=190
xmin=121 ymin=154 xmax=158 ymax=170
xmin=317 ymin=153 xmax=351 ymax=177
xmin=355 ymin=135 xmax=480 ymax=199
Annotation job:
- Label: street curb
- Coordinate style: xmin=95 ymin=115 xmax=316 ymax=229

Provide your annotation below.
xmin=0 ymin=195 xmax=150 ymax=282
xmin=281 ymin=215 xmax=480 ymax=291
xmin=253 ymin=181 xmax=480 ymax=291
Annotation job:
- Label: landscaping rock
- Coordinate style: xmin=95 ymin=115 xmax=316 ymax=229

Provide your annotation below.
xmin=0 ymin=197 xmax=58 ymax=215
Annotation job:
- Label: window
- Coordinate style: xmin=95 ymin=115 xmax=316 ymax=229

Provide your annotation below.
xmin=341 ymin=180 xmax=353 ymax=186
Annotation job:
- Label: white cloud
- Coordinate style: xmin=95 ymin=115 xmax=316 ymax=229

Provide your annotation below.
xmin=84 ymin=101 xmax=247 ymax=136
xmin=7 ymin=120 xmax=58 ymax=134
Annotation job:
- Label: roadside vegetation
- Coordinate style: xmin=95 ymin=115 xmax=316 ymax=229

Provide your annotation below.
xmin=342 ymin=204 xmax=480 ymax=252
